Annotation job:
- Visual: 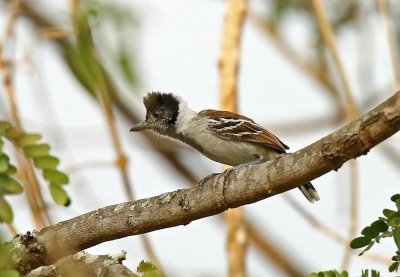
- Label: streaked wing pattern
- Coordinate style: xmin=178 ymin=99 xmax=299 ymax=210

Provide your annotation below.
xmin=199 ymin=109 xmax=289 ymax=153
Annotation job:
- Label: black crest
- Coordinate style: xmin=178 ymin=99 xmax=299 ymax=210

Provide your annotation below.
xmin=143 ymin=92 xmax=179 ymax=125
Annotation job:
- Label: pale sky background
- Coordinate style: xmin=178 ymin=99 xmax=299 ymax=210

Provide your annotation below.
xmin=0 ymin=0 xmax=400 ymax=276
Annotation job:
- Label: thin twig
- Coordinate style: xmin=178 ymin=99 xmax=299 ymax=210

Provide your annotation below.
xmin=311 ymin=0 xmax=358 ymax=120
xmin=14 ymin=153 xmax=44 ymax=227
xmin=64 ymin=160 xmax=115 ymax=174
xmin=9 ymin=0 xmax=201 ymax=203
xmin=245 ymin=223 xmax=305 ymax=277
xmin=6 ymin=223 xmax=17 ymax=236
xmin=1 ymin=0 xmax=20 ymax=46
xmin=219 ymin=0 xmax=248 ymax=276
xmin=341 ymin=160 xmax=359 ymax=269
xmin=377 ymin=0 xmax=400 ymax=91
xmin=284 ymin=195 xmax=345 ymax=244
xmin=0 ymin=0 xmax=51 ymax=228
xmin=247 ymin=9 xmax=344 ymax=116
xmin=286 ymin=193 xmax=393 ymax=266
xmin=311 ymin=0 xmax=359 ymax=270
xmin=24 ymin=157 xmax=52 ymax=225
xmin=68 ymin=1 xmax=161 ymax=270
xmin=38 ymin=27 xmax=72 ymax=39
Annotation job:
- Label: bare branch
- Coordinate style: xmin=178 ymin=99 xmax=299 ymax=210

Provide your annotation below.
xmin=5 ymin=91 xmax=400 ymax=274
xmin=26 ymin=251 xmax=133 ymax=277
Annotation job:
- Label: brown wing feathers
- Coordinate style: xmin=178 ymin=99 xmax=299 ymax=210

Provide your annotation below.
xmin=200 ymin=109 xmax=289 ymax=153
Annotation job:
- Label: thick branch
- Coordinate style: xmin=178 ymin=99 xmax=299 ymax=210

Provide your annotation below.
xmin=5 ymin=91 xmax=400 ymax=273
xmin=26 ymin=251 xmax=133 ymax=277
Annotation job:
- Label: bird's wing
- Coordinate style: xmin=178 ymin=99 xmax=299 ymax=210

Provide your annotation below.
xmin=199 ymin=109 xmax=289 ymax=153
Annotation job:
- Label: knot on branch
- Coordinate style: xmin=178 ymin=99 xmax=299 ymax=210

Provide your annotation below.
xmin=8 ymin=231 xmax=46 ymax=274
xmin=320 ymin=132 xmax=367 ymax=170
xmin=178 ymin=193 xmax=191 ymax=211
xmin=382 ymin=106 xmax=400 ymax=123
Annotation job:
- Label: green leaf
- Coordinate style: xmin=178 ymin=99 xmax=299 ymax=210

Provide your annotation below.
xmin=391 ymin=194 xmax=400 ymax=202
xmin=137 ymin=261 xmax=158 ymax=273
xmin=0 ymin=121 xmax=11 ymax=132
xmin=15 ymin=134 xmax=42 ymax=148
xmin=308 ymin=270 xmax=348 ymax=277
xmin=0 ymin=139 xmax=3 ymax=152
xmin=388 ymin=213 xmax=400 ymax=227
xmin=350 ymin=236 xmax=370 ymax=249
xmin=23 ymin=144 xmax=50 ymax=158
xmin=0 ymin=174 xmax=22 ymax=194
xmin=381 ymin=230 xmax=393 ymax=238
xmin=5 ymin=164 xmax=17 ymax=176
xmin=383 ymin=209 xmax=396 ymax=218
xmin=33 ymin=156 xmax=60 ymax=170
xmin=371 ymin=220 xmax=388 ymax=233
xmin=361 ymin=269 xmax=381 ymax=277
xmin=389 ymin=262 xmax=399 ymax=272
xmin=361 ymin=226 xmax=379 ymax=238
xmin=136 ymin=261 xmax=162 ymax=277
xmin=4 ymin=128 xmax=23 ymax=140
xmin=43 ymin=169 xmax=69 ymax=185
xmin=118 ymin=49 xmax=138 ymax=87
xmin=49 ymin=184 xmax=69 ymax=206
xmin=394 ymin=228 xmax=400 ymax=251
xmin=0 ymin=269 xmax=20 ymax=277
xmin=0 ymin=174 xmax=11 ymax=188
xmin=1 ymin=178 xmax=23 ymax=194
xmin=359 ymin=241 xmax=375 ymax=256
xmin=378 ymin=216 xmax=387 ymax=222
xmin=0 ymin=197 xmax=13 ymax=223
xmin=0 ymin=155 xmax=9 ymax=173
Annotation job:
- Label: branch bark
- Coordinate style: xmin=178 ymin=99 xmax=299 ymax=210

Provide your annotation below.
xmin=4 ymin=91 xmax=400 ymax=274
xmin=25 ymin=251 xmax=133 ymax=277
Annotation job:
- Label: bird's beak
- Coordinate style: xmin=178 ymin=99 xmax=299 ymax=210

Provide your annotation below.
xmin=130 ymin=121 xmax=150 ymax=132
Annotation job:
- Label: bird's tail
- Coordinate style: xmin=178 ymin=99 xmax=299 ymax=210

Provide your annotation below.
xmin=298 ymin=182 xmax=320 ymax=203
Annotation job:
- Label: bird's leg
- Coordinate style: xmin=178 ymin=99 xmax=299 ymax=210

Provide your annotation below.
xmin=223 ymin=154 xmax=264 ymax=179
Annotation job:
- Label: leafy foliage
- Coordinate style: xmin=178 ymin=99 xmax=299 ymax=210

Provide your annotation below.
xmin=309 ymin=270 xmax=348 ymax=277
xmin=269 ymin=0 xmax=359 ymax=33
xmin=133 ymin=261 xmax=163 ymax=277
xmin=0 ymin=234 xmax=19 ymax=276
xmin=360 ymin=269 xmax=381 ymax=277
xmin=63 ymin=0 xmax=139 ymax=107
xmin=309 ymin=269 xmax=381 ymax=277
xmin=0 ymin=121 xmax=70 ymax=211
xmin=0 ymin=123 xmax=23 ymax=223
xmin=350 ymin=194 xmax=400 ymax=272
xmin=0 ymin=270 xmax=19 ymax=277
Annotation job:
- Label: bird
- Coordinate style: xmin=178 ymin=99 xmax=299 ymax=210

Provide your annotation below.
xmin=130 ymin=92 xmax=320 ymax=203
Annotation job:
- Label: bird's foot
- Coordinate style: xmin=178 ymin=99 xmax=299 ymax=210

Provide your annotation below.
xmin=223 ymin=155 xmax=264 ymax=181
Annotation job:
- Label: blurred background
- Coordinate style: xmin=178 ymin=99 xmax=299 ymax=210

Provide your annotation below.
xmin=0 ymin=0 xmax=400 ymax=276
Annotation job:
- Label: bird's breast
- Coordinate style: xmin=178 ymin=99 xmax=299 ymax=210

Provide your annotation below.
xmin=187 ymin=130 xmax=279 ymax=166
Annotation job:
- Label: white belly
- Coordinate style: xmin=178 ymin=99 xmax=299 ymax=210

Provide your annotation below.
xmin=188 ymin=130 xmax=279 ymax=166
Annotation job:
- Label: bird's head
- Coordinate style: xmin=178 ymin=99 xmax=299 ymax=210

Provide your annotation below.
xmin=130 ymin=92 xmax=180 ymax=133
